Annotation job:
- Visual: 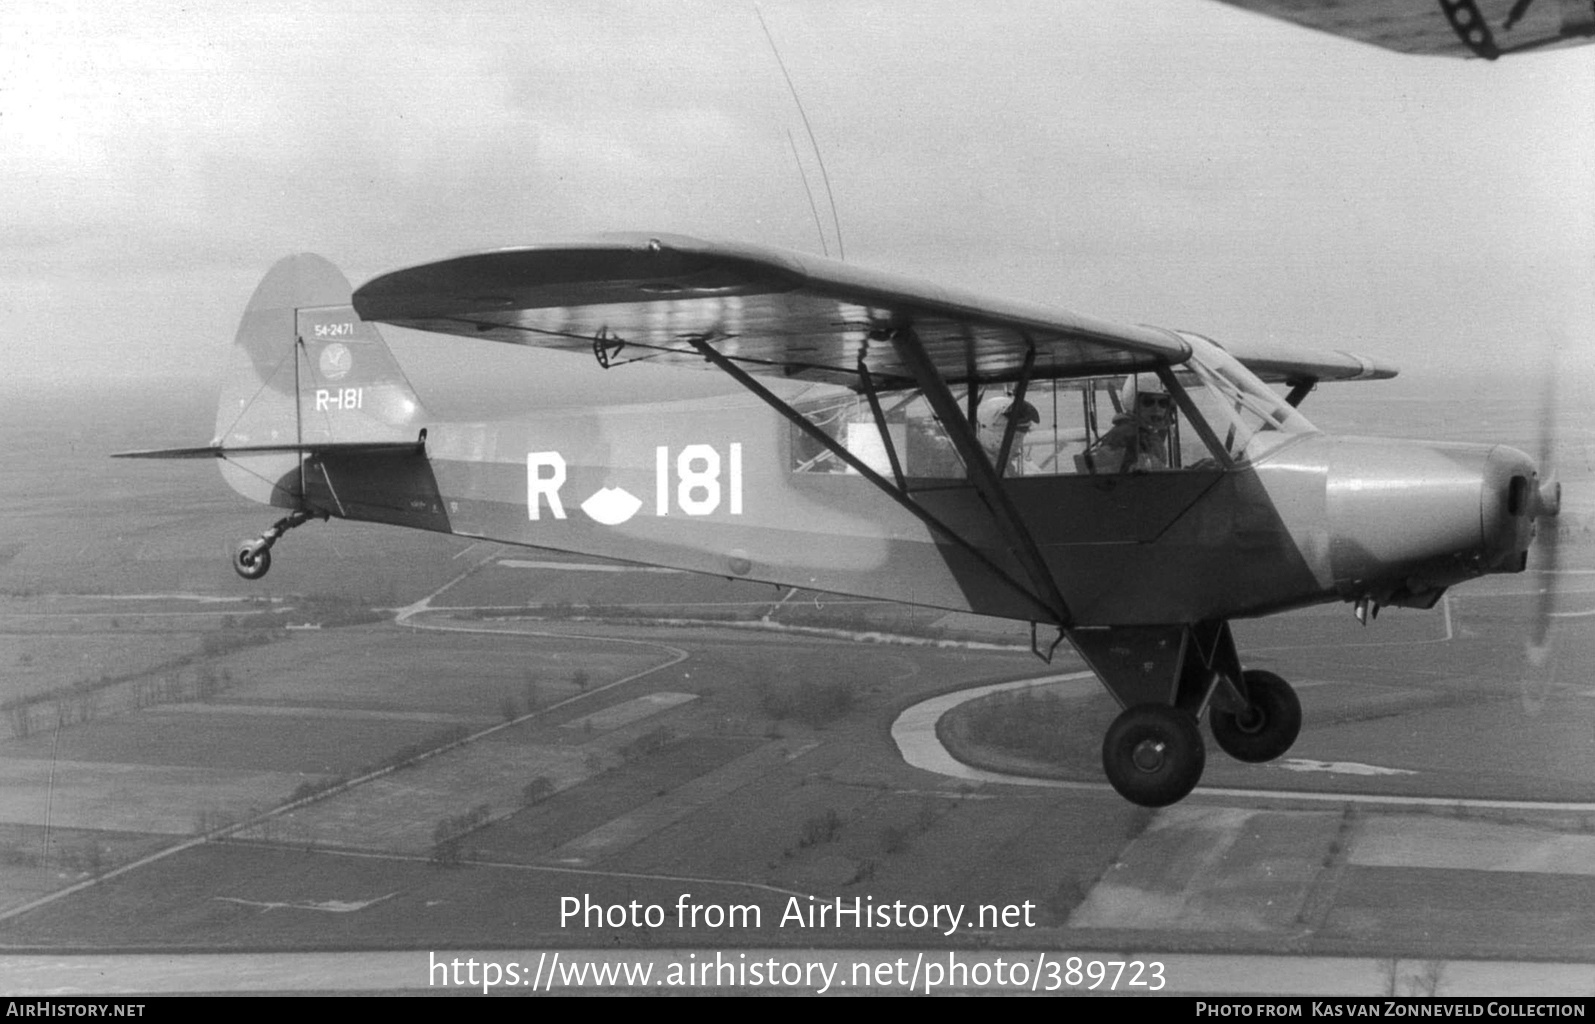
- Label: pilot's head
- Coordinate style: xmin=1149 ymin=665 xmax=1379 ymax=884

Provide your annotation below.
xmin=978 ymin=395 xmax=1040 ymax=436
xmin=1123 ymin=376 xmax=1174 ymax=431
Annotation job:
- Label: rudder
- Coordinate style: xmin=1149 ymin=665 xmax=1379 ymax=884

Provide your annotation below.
xmin=214 ymin=254 xmax=429 ymax=509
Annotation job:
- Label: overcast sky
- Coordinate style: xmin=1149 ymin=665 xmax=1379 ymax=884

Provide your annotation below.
xmin=2 ymin=0 xmax=1591 ymax=400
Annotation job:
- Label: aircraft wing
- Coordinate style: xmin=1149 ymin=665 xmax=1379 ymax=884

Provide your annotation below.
xmin=352 ymin=234 xmax=1192 ymax=390
xmin=1213 ymin=0 xmax=1595 ymax=60
xmin=1194 ymin=334 xmax=1399 ymax=385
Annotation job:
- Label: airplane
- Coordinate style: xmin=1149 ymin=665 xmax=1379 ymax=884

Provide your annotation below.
xmin=115 ymin=236 xmax=1562 ymax=808
xmin=1214 ymin=0 xmax=1595 ymax=60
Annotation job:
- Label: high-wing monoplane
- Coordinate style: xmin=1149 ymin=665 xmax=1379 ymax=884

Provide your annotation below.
xmin=117 ymin=237 xmax=1560 ymax=807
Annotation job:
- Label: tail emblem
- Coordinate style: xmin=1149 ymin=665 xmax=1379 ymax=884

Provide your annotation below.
xmin=319 ymin=343 xmax=352 ymax=381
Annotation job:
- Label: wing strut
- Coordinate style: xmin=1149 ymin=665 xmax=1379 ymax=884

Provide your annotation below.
xmin=886 ymin=327 xmax=1072 ymax=627
xmin=1284 ymin=378 xmax=1316 ymax=408
xmin=856 ymin=357 xmax=907 ymax=491
xmin=685 ymin=336 xmax=1063 ymax=625
xmin=993 ymin=345 xmax=1035 ymax=478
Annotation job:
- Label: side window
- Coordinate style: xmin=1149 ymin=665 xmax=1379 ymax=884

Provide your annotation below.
xmin=789 ymin=389 xmax=966 ymax=479
xmin=1076 ymin=378 xmax=1180 ymax=473
xmin=976 ymin=384 xmax=1090 ymax=476
xmin=792 ymin=380 xmax=1185 ymax=479
xmin=788 ymin=351 xmax=1309 ymax=480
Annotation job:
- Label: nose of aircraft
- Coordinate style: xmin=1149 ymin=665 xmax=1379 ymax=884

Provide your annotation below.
xmin=1478 ymin=443 xmax=1545 ymax=573
xmin=1323 ymin=439 xmax=1548 ymax=603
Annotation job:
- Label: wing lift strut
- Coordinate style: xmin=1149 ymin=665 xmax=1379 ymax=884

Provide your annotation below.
xmin=607 ymin=322 xmax=1303 ymax=807
xmin=684 ymin=324 xmax=1302 ymax=807
xmin=681 ymin=326 xmax=1073 ymax=661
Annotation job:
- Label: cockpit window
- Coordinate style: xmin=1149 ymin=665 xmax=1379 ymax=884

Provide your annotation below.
xmin=788 ymin=336 xmax=1316 ymax=479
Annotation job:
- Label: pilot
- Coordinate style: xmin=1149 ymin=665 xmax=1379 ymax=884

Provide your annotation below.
xmin=977 ymin=393 xmax=1041 ymax=475
xmin=1090 ymin=379 xmax=1173 ymax=472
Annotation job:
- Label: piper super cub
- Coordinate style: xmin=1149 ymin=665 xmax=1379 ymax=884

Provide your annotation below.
xmin=118 ymin=236 xmax=1560 ymax=807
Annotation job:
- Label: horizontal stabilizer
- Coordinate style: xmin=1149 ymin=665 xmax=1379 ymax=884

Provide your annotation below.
xmin=112 ymin=438 xmax=426 ymax=460
xmin=112 ymin=445 xmax=230 ymax=460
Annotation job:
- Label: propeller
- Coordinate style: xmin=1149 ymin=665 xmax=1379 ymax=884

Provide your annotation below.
xmin=1522 ymin=342 xmax=1563 ymax=710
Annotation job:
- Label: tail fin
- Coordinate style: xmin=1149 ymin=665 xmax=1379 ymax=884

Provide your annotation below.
xmin=210 ymin=253 xmax=430 ymax=509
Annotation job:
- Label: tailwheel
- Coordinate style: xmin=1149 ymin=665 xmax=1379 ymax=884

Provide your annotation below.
xmin=1209 ymin=669 xmax=1301 ymax=764
xmin=233 ymin=542 xmax=271 ymax=580
xmin=231 ymin=509 xmax=319 ymax=581
xmin=1101 ymin=704 xmax=1205 ymax=807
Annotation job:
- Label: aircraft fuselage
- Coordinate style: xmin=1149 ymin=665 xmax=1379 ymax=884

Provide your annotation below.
xmin=291 ymin=393 xmax=1535 ymax=628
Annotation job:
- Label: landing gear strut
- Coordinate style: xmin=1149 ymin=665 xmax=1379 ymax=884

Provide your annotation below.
xmin=1072 ymin=621 xmax=1303 ymax=807
xmin=1209 ymin=669 xmax=1301 ymax=764
xmin=233 ymin=510 xmax=320 ymax=581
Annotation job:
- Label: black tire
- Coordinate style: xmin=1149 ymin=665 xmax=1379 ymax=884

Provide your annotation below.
xmin=1209 ymin=669 xmax=1301 ymax=764
xmin=233 ymin=543 xmax=271 ymax=581
xmin=1101 ymin=704 xmax=1205 ymax=807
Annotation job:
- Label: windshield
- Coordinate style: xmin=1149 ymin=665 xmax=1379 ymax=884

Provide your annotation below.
xmin=1172 ymin=331 xmax=1318 ymax=465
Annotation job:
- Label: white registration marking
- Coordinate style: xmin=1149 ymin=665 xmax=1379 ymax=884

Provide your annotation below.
xmin=655 ymin=442 xmax=744 ymax=517
xmin=676 ymin=444 xmax=721 ymax=515
xmin=526 ymin=452 xmax=567 ymax=520
xmin=313 ymin=387 xmax=363 ymax=412
xmin=535 ymin=443 xmax=744 ymax=525
xmin=655 ymin=446 xmax=669 ymax=516
xmin=580 ymin=487 xmax=643 ymax=525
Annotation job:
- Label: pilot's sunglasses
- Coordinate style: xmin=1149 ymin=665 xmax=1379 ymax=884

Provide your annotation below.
xmin=1137 ymin=394 xmax=1173 ymax=409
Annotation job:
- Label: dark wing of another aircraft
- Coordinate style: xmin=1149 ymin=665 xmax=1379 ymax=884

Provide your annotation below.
xmin=1213 ymin=0 xmax=1595 ymax=59
xmin=352 ymin=234 xmax=1192 ymax=391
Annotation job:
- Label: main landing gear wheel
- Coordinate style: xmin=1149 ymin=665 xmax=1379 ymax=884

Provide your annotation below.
xmin=233 ymin=543 xmax=271 ymax=580
xmin=1101 ymin=705 xmax=1205 ymax=808
xmin=1209 ymin=669 xmax=1301 ymax=764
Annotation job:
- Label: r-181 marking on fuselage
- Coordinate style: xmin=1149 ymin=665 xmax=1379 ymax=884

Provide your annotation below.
xmin=529 ymin=443 xmax=744 ymax=524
